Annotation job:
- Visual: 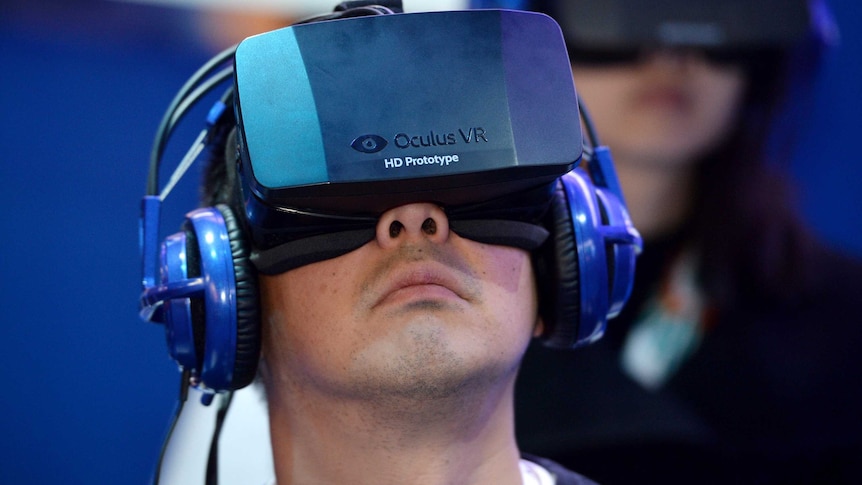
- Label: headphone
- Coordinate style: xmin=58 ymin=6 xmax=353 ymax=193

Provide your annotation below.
xmin=139 ymin=4 xmax=642 ymax=398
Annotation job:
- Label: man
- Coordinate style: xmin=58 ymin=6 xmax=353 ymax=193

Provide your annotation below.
xmin=258 ymin=201 xmax=546 ymax=484
xmin=140 ymin=3 xmax=639 ymax=483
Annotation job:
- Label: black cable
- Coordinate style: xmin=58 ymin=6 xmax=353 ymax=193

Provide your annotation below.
xmin=577 ymin=97 xmax=601 ymax=159
xmin=205 ymin=392 xmax=234 ymax=485
xmin=152 ymin=369 xmax=191 ymax=485
xmin=166 ymin=67 xmax=235 ymax=139
xmin=147 ymin=44 xmax=237 ymax=196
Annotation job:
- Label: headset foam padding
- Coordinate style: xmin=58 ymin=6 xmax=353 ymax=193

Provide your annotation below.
xmin=536 ymin=177 xmax=581 ymax=348
xmin=215 ymin=204 xmax=261 ymax=390
xmin=538 ymin=171 xmax=618 ymax=348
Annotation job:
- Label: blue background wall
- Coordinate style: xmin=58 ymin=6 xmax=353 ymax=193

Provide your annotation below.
xmin=0 ymin=1 xmax=859 ymax=484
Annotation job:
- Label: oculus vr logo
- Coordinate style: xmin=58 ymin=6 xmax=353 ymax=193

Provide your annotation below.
xmin=351 ymin=134 xmax=388 ymax=153
xmin=352 ymin=128 xmax=488 ymax=154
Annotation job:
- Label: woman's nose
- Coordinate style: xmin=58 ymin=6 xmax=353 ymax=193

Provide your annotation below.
xmin=643 ymin=47 xmax=701 ymax=70
xmin=375 ymin=202 xmax=450 ymax=249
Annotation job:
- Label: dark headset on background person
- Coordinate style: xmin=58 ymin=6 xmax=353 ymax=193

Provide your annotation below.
xmin=468 ymin=0 xmax=840 ymax=160
xmin=468 ymin=0 xmax=838 ymax=57
xmin=137 ymin=1 xmax=641 ymax=483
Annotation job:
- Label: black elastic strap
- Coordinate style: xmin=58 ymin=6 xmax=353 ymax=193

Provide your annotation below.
xmin=252 ymin=228 xmax=376 ymax=275
xmin=251 ymin=219 xmax=549 ymax=275
xmin=450 ymin=219 xmax=550 ymax=251
xmin=335 ymin=0 xmax=403 ymax=13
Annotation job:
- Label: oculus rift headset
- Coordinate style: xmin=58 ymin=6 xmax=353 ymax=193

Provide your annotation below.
xmin=470 ymin=0 xmax=830 ymax=55
xmin=138 ymin=3 xmax=642 ymax=397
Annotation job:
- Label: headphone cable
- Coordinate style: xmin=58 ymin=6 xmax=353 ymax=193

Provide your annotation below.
xmin=152 ymin=369 xmax=191 ymax=485
xmin=147 ymin=43 xmax=237 ymax=196
xmin=205 ymin=392 xmax=234 ymax=485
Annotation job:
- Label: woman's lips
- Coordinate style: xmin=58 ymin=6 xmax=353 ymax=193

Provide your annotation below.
xmin=633 ymin=83 xmax=693 ymax=110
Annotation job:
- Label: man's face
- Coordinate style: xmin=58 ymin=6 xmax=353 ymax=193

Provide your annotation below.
xmin=258 ymin=202 xmax=541 ymax=404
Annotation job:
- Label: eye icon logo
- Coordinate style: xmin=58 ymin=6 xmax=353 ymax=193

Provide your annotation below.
xmin=351 ymin=134 xmax=388 ymax=153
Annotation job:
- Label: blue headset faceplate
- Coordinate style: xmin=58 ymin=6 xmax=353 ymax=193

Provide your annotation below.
xmin=234 ymin=9 xmax=582 ymax=213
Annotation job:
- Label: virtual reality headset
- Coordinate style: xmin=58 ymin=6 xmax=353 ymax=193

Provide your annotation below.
xmin=471 ymin=0 xmax=824 ymax=63
xmin=232 ymin=9 xmax=582 ymax=252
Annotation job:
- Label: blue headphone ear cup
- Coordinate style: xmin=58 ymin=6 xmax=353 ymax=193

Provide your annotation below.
xmin=160 ymin=229 xmax=203 ymax=374
xmin=539 ymin=171 xmax=617 ymax=348
xmin=180 ymin=222 xmax=209 ymax=380
xmin=214 ymin=204 xmax=261 ymax=390
xmin=536 ymin=178 xmax=582 ymax=348
xmin=182 ymin=206 xmax=260 ymax=392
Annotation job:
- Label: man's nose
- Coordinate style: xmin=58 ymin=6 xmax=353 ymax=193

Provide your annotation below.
xmin=375 ymin=203 xmax=450 ymax=249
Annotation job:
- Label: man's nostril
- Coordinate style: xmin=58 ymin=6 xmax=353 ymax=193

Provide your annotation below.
xmin=389 ymin=220 xmax=404 ymax=238
xmin=422 ymin=218 xmax=437 ymax=235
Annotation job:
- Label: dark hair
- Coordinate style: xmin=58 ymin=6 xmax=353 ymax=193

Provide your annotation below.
xmin=693 ymin=39 xmax=828 ymax=310
xmin=200 ymin=110 xmax=242 ymax=210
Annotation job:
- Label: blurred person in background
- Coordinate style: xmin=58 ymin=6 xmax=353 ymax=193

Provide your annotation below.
xmin=471 ymin=1 xmax=862 ymax=483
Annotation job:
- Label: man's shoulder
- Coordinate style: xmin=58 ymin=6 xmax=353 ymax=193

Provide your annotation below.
xmin=522 ymin=453 xmax=600 ymax=485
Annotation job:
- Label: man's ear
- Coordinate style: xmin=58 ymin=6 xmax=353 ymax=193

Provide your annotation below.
xmin=533 ymin=316 xmax=545 ymax=338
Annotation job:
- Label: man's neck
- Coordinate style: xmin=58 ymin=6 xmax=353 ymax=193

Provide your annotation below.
xmin=266 ymin=379 xmax=524 ymax=485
